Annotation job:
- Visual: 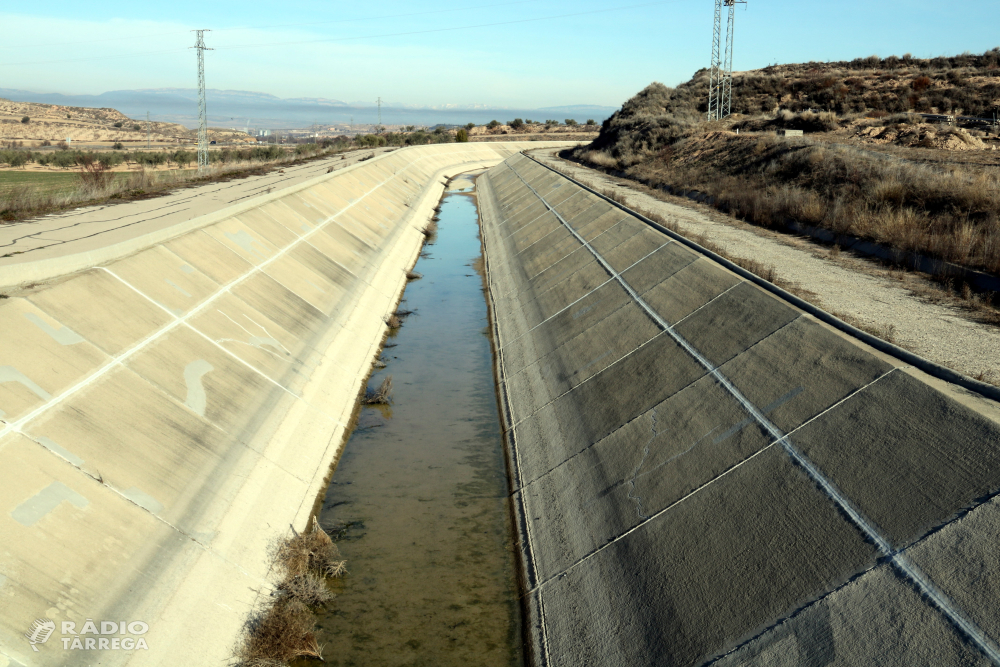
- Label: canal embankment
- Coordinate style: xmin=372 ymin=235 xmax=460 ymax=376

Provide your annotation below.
xmin=0 ymin=142 xmax=571 ymax=667
xmin=478 ymin=152 xmax=1000 ymax=667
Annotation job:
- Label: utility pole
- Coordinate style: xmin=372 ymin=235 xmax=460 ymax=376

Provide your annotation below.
xmin=707 ymin=0 xmax=723 ymax=121
xmin=146 ymin=111 xmax=151 ymax=149
xmin=377 ymin=97 xmax=382 ymax=133
xmin=192 ymin=29 xmax=212 ymax=171
xmin=707 ymin=0 xmax=746 ymax=121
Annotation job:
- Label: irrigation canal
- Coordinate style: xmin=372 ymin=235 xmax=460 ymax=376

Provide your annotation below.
xmin=310 ymin=173 xmax=523 ymax=667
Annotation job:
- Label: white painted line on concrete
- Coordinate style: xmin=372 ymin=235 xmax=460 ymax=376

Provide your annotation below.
xmin=0 ymin=147 xmax=442 ymax=444
xmin=520 ymin=215 xmax=631 ymax=284
xmin=528 ymin=368 xmax=895 ymax=583
xmin=496 ymin=194 xmax=553 ymax=228
xmin=507 ymin=160 xmax=1000 ymax=666
xmin=669 ymin=279 xmax=744 ymax=328
xmin=499 ymin=240 xmax=678 ymax=363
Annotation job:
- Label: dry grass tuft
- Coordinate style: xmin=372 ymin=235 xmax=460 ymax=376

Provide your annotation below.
xmin=234 ymin=518 xmax=346 ymax=667
xmin=362 ymin=376 xmax=393 ymax=405
xmin=276 ymin=573 xmax=335 ymax=607
xmin=421 ymin=219 xmax=439 ymax=239
xmin=77 ymin=156 xmax=115 ymax=190
xmin=237 ymin=599 xmax=321 ymax=667
xmin=729 ymin=256 xmax=778 ymax=283
xmin=406 ymin=270 xmax=423 ymax=281
xmin=833 ymin=311 xmax=898 ymax=344
xmin=273 ymin=519 xmax=347 ymax=579
xmin=974 ymin=370 xmax=1000 ymax=386
xmin=384 ymin=314 xmax=401 ymax=329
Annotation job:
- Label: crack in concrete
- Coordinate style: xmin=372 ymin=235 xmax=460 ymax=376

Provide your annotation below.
xmin=626 ymin=410 xmax=657 ymax=520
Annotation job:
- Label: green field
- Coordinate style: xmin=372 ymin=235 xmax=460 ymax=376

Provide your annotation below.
xmin=0 ymin=170 xmax=81 ymax=194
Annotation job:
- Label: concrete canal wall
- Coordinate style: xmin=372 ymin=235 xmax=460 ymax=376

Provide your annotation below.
xmin=0 ymin=142 xmax=569 ymax=667
xmin=479 ymin=153 xmax=1000 ymax=667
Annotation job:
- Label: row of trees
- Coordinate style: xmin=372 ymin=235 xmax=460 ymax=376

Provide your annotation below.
xmin=490 ymin=118 xmax=598 ymax=130
xmin=1 ymin=145 xmax=298 ymax=170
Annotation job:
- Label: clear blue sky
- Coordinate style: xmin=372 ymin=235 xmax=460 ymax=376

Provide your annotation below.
xmin=1 ymin=1 xmax=996 ymax=109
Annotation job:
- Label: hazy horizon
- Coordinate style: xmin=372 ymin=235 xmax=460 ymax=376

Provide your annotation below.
xmin=1 ymin=1 xmax=997 ymax=113
xmin=0 ymin=85 xmax=619 ymax=129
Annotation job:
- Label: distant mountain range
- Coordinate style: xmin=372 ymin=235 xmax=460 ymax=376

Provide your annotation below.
xmin=0 ymin=87 xmax=616 ymax=130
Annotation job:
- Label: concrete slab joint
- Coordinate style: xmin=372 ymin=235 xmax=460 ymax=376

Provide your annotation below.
xmin=0 ymin=142 xmax=575 ymax=667
xmin=479 ymin=152 xmax=1000 ymax=667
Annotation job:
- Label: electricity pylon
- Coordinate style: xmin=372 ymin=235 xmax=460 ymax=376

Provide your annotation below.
xmin=707 ymin=0 xmax=746 ymax=121
xmin=192 ymin=30 xmax=213 ymax=170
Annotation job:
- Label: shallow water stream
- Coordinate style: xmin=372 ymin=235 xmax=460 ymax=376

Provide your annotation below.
xmin=310 ymin=174 xmax=522 ymax=666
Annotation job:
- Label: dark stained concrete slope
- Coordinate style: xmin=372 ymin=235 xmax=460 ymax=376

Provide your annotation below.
xmin=479 ymin=153 xmax=1000 ymax=667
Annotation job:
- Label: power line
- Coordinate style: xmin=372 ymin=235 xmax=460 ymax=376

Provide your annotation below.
xmin=192 ymin=30 xmax=212 ymax=171
xmin=0 ymin=0 xmax=539 ymax=52
xmin=215 ymin=2 xmax=675 ymax=52
xmin=707 ymin=0 xmax=745 ymax=121
xmin=0 ymin=1 xmax=676 ymax=67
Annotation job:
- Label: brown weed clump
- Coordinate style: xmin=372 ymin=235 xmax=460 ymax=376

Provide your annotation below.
xmin=77 ymin=156 xmax=115 ymax=190
xmin=234 ymin=519 xmax=346 ymax=667
xmin=421 ymin=217 xmax=439 ymax=240
xmin=274 ymin=518 xmax=348 ymax=580
xmin=237 ymin=599 xmax=321 ymax=666
xmin=362 ymin=376 xmax=393 ymax=405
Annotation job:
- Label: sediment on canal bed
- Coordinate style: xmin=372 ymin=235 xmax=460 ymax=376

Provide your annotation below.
xmin=0 ymin=142 xmax=572 ymax=667
xmin=478 ymin=153 xmax=1000 ymax=667
xmin=309 ymin=179 xmax=523 ymax=666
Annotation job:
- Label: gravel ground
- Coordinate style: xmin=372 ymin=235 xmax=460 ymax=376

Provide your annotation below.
xmin=530 ymin=149 xmax=1000 ymax=386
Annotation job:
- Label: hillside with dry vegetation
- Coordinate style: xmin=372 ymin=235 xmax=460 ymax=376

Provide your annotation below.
xmin=0 ymin=97 xmax=252 ymax=146
xmin=573 ymin=49 xmax=1000 ymax=277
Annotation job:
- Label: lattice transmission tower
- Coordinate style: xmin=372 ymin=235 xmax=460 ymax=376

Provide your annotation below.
xmin=707 ymin=0 xmax=746 ymax=121
xmin=192 ymin=30 xmax=213 ymax=170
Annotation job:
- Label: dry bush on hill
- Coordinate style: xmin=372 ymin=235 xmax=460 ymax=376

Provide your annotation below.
xmin=573 ymin=77 xmax=1000 ymax=276
xmin=670 ymin=140 xmax=1000 ymax=274
xmin=773 ymin=109 xmax=840 ymax=132
xmin=585 ymin=83 xmax=698 ymax=168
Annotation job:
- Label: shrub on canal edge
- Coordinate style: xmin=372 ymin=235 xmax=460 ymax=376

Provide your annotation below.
xmin=362 ymin=376 xmax=393 ymax=405
xmin=234 ymin=518 xmax=347 ymax=666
